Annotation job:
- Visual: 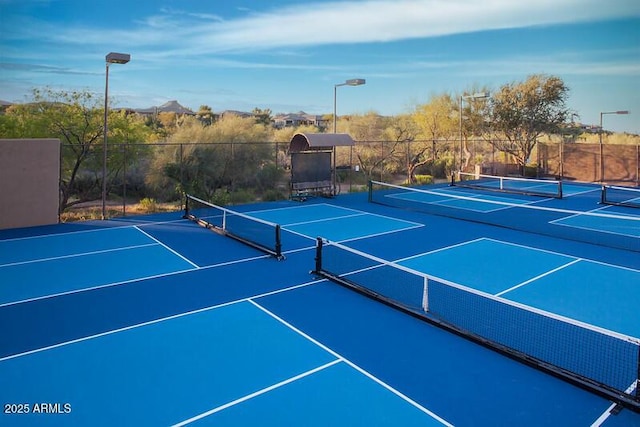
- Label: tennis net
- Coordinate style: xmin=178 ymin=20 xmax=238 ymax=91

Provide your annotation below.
xmin=369 ymin=180 xmax=640 ymax=252
xmin=452 ymin=171 xmax=563 ymax=198
xmin=313 ymin=238 xmax=640 ymax=411
xmin=601 ymin=185 xmax=640 ymax=209
xmin=184 ymin=194 xmax=283 ymax=259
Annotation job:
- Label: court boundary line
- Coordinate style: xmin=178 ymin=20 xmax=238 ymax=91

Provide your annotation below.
xmin=250 ymin=201 xmax=426 ymax=228
xmin=496 ymin=259 xmax=582 ymax=297
xmin=550 ymin=215 xmax=640 ymax=239
xmin=385 ymin=185 xmax=550 ymax=214
xmin=0 ymin=216 xmax=189 ymax=243
xmin=397 ymin=236 xmax=639 ymax=275
xmin=170 ymin=359 xmax=343 ymax=426
xmin=247 ymin=299 xmax=453 ymax=426
xmin=0 ymin=242 xmax=159 ymax=268
xmin=394 ymin=238 xmax=487 ymax=263
xmin=591 ymin=381 xmax=639 ymax=426
xmin=282 ymin=214 xmax=425 ymax=244
xmin=0 ymin=279 xmax=326 ymax=361
xmin=281 ymin=206 xmax=425 ymax=229
xmin=561 ymin=186 xmax=600 ymax=198
xmin=0 ymin=252 xmax=274 ymax=309
xmin=284 ymin=212 xmax=368 ymax=227
xmin=387 ymin=191 xmax=514 ymax=214
xmin=377 ymin=181 xmax=640 ymax=222
xmin=246 ymin=202 xmax=364 ymax=216
xmin=134 ymin=226 xmax=199 ymax=268
xmin=481 ymin=237 xmax=640 ymax=273
xmin=0 ymin=241 xmax=320 ymax=309
xmin=335 ymin=223 xmax=425 ymax=244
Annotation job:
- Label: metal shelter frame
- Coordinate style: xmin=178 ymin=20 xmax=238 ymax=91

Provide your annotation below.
xmin=288 ymin=133 xmax=355 ymax=199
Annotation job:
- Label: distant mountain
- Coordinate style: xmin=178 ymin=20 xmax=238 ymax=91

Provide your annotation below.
xmin=133 ymin=100 xmax=195 ymax=115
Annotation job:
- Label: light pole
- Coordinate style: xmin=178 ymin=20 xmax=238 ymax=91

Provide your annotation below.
xmin=333 ymin=78 xmax=365 ymax=133
xmin=333 ymin=78 xmax=365 ymax=195
xmin=102 ymin=52 xmax=130 ymax=220
xmin=459 ymin=92 xmax=489 ymax=173
xmin=599 ymin=110 xmax=629 ymax=183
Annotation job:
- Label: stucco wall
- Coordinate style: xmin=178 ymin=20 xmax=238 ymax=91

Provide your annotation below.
xmin=0 ymin=138 xmax=60 ymax=229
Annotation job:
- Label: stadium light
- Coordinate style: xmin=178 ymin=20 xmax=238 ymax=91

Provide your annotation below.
xmin=102 ymin=52 xmax=130 ymax=220
xmin=599 ymin=110 xmax=629 ymax=183
xmin=332 ymin=78 xmax=365 ymax=195
xmin=459 ymin=92 xmax=490 ymax=172
xmin=333 ymin=78 xmax=366 ymax=133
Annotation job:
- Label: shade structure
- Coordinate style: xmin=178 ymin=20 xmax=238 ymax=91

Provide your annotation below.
xmin=288 ymin=133 xmax=355 ymax=199
xmin=288 ymin=133 xmax=354 ymax=153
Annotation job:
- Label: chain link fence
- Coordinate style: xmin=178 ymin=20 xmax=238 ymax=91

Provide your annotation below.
xmin=60 ymin=139 xmax=640 ymax=220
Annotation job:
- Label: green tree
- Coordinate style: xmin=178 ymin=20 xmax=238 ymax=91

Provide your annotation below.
xmin=252 ymin=107 xmax=273 ymax=126
xmin=1 ymin=88 xmax=150 ymax=211
xmin=104 ymin=110 xmax=153 ymax=201
xmin=343 ymin=112 xmax=404 ymax=181
xmin=488 ymin=75 xmax=570 ymax=172
xmin=412 ymin=94 xmax=458 ymax=180
xmin=382 ymin=114 xmax=420 ymax=182
xmin=459 ymin=88 xmax=491 ymax=171
xmin=196 ymin=105 xmax=215 ymax=126
xmin=6 ymin=88 xmax=104 ymax=211
xmin=147 ymin=114 xmax=279 ymax=201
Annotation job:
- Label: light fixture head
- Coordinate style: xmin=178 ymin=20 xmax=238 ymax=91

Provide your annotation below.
xmin=106 ymin=52 xmax=131 ymax=64
xmin=345 ymin=78 xmax=366 ymax=86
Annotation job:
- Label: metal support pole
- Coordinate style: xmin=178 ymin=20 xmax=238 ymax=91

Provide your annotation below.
xmin=102 ymin=63 xmax=110 ymax=220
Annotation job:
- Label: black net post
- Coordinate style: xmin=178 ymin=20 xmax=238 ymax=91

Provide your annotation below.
xmin=557 ymin=180 xmax=563 ymax=199
xmin=314 ymin=237 xmax=323 ymax=273
xmin=183 ymin=193 xmax=190 ymax=219
xmin=636 ymin=348 xmax=640 ymax=399
xmin=275 ymin=225 xmax=283 ymax=260
xmin=367 ymin=180 xmax=373 ymax=203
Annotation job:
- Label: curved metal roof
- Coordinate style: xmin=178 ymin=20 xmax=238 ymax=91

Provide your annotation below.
xmin=289 ymin=133 xmax=354 ymax=153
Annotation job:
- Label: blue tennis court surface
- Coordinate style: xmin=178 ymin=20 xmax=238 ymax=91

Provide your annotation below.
xmin=1 ymin=181 xmax=639 ymax=426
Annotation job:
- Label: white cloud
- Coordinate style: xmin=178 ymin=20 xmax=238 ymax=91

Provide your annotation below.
xmin=9 ymin=0 xmax=640 ymax=56
xmin=187 ymin=0 xmax=640 ymax=52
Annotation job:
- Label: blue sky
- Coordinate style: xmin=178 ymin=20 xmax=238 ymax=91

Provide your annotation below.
xmin=1 ymin=0 xmax=639 ymax=133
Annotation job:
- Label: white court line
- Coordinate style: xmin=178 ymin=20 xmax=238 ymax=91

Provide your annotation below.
xmin=336 ymin=223 xmax=425 ymax=244
xmin=250 ymin=202 xmax=424 ymax=228
xmin=0 ymin=243 xmax=159 ymax=268
xmin=355 ymin=209 xmax=425 ymax=227
xmin=0 ymin=252 xmax=272 ymax=309
xmin=246 ymin=202 xmax=362 ymax=216
xmin=394 ymin=238 xmax=487 ymax=263
xmin=0 ymin=225 xmax=136 ymax=243
xmin=0 ymin=279 xmax=325 ymax=362
xmin=550 ymin=218 xmax=640 ymax=239
xmin=591 ymin=403 xmax=618 ymax=427
xmin=171 ymin=359 xmax=343 ymax=426
xmin=279 ymin=226 xmax=318 ymax=242
xmin=590 ymin=381 xmax=638 ymax=427
xmin=321 ymin=239 xmax=640 ymax=343
xmin=0 ymin=216 xmax=188 ymax=243
xmin=134 ymin=226 xmax=200 ymax=268
xmin=450 ymin=237 xmax=640 ymax=273
xmin=0 ymin=266 xmax=198 ymax=309
xmin=0 ymin=236 xmax=318 ymax=309
xmin=481 ymin=237 xmax=579 ymax=259
xmin=562 ymin=186 xmax=600 ymax=198
xmin=496 ymin=259 xmax=582 ymax=297
xmin=284 ymin=212 xmax=368 ymax=227
xmin=247 ymin=299 xmax=453 ymax=426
